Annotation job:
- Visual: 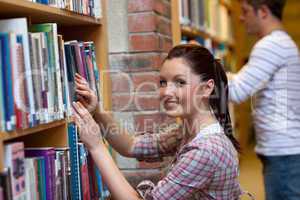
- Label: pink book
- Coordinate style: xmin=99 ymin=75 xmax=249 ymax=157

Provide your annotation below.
xmin=4 ymin=142 xmax=26 ymax=200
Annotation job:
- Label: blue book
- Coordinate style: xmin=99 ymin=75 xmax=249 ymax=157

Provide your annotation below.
xmin=68 ymin=123 xmax=82 ymax=200
xmin=0 ymin=37 xmax=6 ymax=131
xmin=0 ymin=33 xmax=15 ymax=131
xmin=39 ymin=0 xmax=49 ymax=5
xmin=36 ymin=157 xmax=47 ymax=200
xmin=95 ymin=167 xmax=105 ymax=200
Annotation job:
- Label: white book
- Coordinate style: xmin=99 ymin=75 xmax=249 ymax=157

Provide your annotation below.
xmin=30 ymin=33 xmax=45 ymax=123
xmin=0 ymin=18 xmax=36 ymax=127
xmin=24 ymin=158 xmax=38 ymax=200
xmin=94 ymin=0 xmax=102 ymax=19
xmin=40 ymin=33 xmax=50 ymax=123
xmin=190 ymin=0 xmax=198 ymax=28
xmin=51 ymin=24 xmax=64 ymax=120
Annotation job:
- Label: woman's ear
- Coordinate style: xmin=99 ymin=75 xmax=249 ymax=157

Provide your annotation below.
xmin=202 ymin=79 xmax=215 ymax=98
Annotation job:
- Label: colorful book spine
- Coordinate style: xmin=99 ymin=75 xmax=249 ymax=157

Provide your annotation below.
xmin=0 ymin=18 xmax=36 ymax=128
xmin=4 ymin=142 xmax=26 ymax=200
xmin=25 ymin=148 xmax=56 ymax=200
xmin=0 ymin=33 xmax=15 ymax=131
xmin=68 ymin=123 xmax=81 ymax=200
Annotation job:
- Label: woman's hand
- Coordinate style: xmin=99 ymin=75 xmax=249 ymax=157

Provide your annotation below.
xmin=73 ymin=101 xmax=103 ymax=151
xmin=75 ymin=73 xmax=98 ymax=114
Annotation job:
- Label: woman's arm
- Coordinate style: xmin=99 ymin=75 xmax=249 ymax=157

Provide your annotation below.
xmin=92 ymin=107 xmax=136 ymax=157
xmin=73 ymin=101 xmax=141 ymax=200
xmin=75 ymin=73 xmax=181 ymax=158
xmin=90 ymin=143 xmax=141 ymax=200
xmin=75 ymin=73 xmax=135 ymax=157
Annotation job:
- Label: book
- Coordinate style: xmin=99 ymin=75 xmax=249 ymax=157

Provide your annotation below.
xmin=15 ymin=35 xmax=30 ymax=129
xmin=0 ymin=33 xmax=15 ymax=131
xmin=25 ymin=147 xmax=56 ymax=200
xmin=24 ymin=158 xmax=39 ymax=200
xmin=67 ymin=123 xmax=81 ymax=200
xmin=4 ymin=142 xmax=26 ymax=200
xmin=0 ymin=38 xmax=5 ymax=131
xmin=0 ymin=168 xmax=13 ymax=200
xmin=55 ymin=148 xmax=70 ymax=200
xmin=78 ymin=143 xmax=91 ymax=200
xmin=30 ymin=23 xmax=64 ymax=121
xmin=0 ymin=18 xmax=36 ymax=127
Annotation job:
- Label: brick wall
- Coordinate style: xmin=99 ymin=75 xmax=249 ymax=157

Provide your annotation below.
xmin=107 ymin=0 xmax=174 ymax=187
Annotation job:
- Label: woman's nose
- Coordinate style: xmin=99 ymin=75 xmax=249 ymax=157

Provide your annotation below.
xmin=160 ymin=83 xmax=176 ymax=97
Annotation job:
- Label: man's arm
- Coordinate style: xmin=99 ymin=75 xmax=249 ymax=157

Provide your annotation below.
xmin=227 ymin=41 xmax=284 ymax=103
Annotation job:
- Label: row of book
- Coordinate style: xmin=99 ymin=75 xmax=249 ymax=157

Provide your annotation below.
xmin=179 ymin=0 xmax=233 ymax=42
xmin=0 ymin=18 xmax=100 ymax=132
xmin=0 ymin=141 xmax=108 ymax=200
xmin=26 ymin=0 xmax=102 ymax=19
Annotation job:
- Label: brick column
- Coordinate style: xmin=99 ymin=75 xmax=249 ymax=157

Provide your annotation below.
xmin=107 ymin=0 xmax=173 ymax=187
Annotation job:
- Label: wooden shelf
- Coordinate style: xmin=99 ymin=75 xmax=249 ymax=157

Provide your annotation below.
xmin=181 ymin=25 xmax=210 ymax=39
xmin=0 ymin=0 xmax=101 ymax=26
xmin=181 ymin=25 xmax=235 ymax=48
xmin=0 ymin=120 xmax=67 ymax=142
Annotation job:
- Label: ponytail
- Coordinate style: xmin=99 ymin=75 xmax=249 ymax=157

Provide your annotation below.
xmin=210 ymin=60 xmax=241 ymax=152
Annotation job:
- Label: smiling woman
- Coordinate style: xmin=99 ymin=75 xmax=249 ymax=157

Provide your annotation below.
xmin=72 ymin=44 xmax=243 ymax=200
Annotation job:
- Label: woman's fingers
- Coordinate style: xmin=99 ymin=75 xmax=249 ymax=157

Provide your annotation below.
xmin=75 ymin=81 xmax=90 ymax=93
xmin=74 ymin=101 xmax=94 ymax=122
xmin=75 ymin=81 xmax=89 ymax=89
xmin=76 ymin=95 xmax=89 ymax=106
xmin=73 ymin=102 xmax=87 ymax=119
xmin=76 ymin=89 xmax=90 ymax=98
xmin=75 ymin=73 xmax=89 ymax=85
xmin=76 ymin=102 xmax=94 ymax=121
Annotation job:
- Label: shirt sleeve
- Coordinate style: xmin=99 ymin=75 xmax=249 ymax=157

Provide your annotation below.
xmin=228 ymin=39 xmax=284 ymax=103
xmin=136 ymin=148 xmax=216 ymax=200
xmin=131 ymin=127 xmax=183 ymax=161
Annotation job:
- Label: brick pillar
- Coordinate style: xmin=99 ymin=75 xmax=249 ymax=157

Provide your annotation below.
xmin=107 ymin=0 xmax=173 ymax=187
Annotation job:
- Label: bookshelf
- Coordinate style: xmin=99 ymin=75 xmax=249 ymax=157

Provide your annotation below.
xmin=0 ymin=0 xmax=111 ymax=175
xmin=171 ymin=0 xmax=235 ymax=50
xmin=0 ymin=0 xmax=102 ymax=26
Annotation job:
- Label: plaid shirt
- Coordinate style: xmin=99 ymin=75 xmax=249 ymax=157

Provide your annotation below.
xmin=132 ymin=123 xmax=242 ymax=200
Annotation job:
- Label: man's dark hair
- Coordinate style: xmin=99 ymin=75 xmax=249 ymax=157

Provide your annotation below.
xmin=246 ymin=0 xmax=286 ymax=20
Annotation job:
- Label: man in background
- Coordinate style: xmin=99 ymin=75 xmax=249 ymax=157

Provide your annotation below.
xmin=227 ymin=0 xmax=300 ymax=199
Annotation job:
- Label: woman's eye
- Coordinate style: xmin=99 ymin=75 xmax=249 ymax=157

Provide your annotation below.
xmin=175 ymin=80 xmax=186 ymax=87
xmin=159 ymin=80 xmax=167 ymax=87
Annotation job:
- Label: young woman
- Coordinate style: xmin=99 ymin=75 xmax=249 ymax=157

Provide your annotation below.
xmin=72 ymin=44 xmax=243 ymax=200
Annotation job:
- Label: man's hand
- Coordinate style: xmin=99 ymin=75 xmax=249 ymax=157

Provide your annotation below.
xmin=226 ymin=72 xmax=236 ymax=81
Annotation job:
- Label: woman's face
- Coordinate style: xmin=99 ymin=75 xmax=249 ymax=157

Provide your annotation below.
xmin=159 ymin=58 xmax=213 ymax=118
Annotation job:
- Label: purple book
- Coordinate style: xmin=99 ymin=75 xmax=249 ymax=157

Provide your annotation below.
xmin=25 ymin=147 xmax=55 ymax=200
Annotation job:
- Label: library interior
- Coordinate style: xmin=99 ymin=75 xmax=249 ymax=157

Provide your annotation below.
xmin=0 ymin=0 xmax=299 ymax=200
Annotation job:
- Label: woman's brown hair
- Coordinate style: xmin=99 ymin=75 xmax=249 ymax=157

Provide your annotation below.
xmin=164 ymin=44 xmax=240 ymax=151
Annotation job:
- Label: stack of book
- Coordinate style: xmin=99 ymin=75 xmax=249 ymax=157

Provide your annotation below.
xmin=0 ymin=140 xmax=107 ymax=200
xmin=0 ymin=17 xmax=100 ymax=132
xmin=179 ymin=0 xmax=233 ymax=42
